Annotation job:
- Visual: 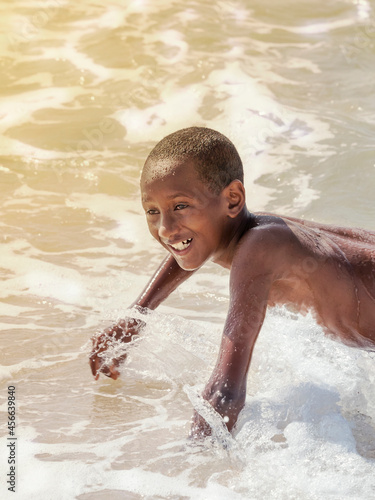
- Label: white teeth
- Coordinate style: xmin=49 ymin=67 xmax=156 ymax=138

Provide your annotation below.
xmin=171 ymin=238 xmax=192 ymax=251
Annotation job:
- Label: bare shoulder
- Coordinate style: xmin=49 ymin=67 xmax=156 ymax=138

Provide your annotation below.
xmin=231 ymin=213 xmax=303 ymax=277
xmin=230 ymin=212 xmax=351 ymax=281
xmin=235 ymin=212 xmax=375 ymax=293
xmin=232 ymin=212 xmax=375 ymax=278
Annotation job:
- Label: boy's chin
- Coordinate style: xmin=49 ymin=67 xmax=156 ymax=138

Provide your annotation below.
xmin=174 ymin=257 xmax=203 ymax=272
xmin=178 ymin=263 xmax=201 ymax=272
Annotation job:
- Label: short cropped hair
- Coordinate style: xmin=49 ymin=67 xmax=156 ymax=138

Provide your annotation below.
xmin=143 ymin=127 xmax=244 ymax=195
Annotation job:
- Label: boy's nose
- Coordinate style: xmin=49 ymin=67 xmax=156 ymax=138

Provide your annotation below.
xmin=158 ymin=212 xmax=178 ymax=240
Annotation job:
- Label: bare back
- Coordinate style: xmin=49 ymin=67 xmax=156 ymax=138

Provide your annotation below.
xmin=249 ymin=213 xmax=375 ymax=348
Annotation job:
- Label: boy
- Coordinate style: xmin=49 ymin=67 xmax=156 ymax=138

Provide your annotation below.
xmin=90 ymin=127 xmax=375 ymax=437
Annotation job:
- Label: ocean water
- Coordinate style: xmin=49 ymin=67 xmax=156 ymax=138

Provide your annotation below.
xmin=0 ymin=0 xmax=375 ymax=498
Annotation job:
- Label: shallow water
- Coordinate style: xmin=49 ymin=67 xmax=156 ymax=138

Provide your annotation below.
xmin=0 ymin=0 xmax=375 ymax=498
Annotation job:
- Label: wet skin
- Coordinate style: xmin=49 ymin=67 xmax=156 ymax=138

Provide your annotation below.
xmin=90 ymin=160 xmax=375 ymax=436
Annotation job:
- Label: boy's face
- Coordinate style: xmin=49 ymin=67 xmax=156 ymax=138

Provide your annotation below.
xmin=141 ymin=160 xmax=231 ymax=271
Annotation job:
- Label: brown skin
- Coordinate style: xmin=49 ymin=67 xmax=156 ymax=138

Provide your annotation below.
xmin=90 ymin=159 xmax=375 ymax=437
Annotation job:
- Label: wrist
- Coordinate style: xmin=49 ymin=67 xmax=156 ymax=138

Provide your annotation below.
xmin=202 ymin=386 xmax=245 ymax=432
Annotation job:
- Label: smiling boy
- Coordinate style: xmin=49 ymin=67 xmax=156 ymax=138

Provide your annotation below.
xmin=90 ymin=127 xmax=375 ymax=437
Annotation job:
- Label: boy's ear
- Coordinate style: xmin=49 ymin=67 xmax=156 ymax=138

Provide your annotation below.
xmin=222 ymin=180 xmax=246 ymax=218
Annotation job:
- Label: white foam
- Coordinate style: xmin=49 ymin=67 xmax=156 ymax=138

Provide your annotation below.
xmin=1 ymin=1 xmax=375 ymax=499
xmin=66 ymin=193 xmax=148 ymax=244
xmin=287 ymin=17 xmax=356 ymax=34
xmin=0 ymin=240 xmax=85 ymax=303
xmin=115 ymin=84 xmax=203 ymax=142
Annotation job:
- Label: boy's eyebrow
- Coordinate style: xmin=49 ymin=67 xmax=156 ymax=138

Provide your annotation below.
xmin=166 ymin=192 xmax=195 ymax=199
xmin=142 ymin=192 xmax=195 ymax=202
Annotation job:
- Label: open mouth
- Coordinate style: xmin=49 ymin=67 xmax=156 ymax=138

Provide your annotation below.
xmin=169 ymin=238 xmax=193 ymax=252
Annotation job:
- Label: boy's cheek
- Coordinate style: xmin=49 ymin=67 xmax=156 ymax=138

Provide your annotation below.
xmin=149 ymin=227 xmax=165 ymax=247
xmin=146 ymin=223 xmax=157 ymax=238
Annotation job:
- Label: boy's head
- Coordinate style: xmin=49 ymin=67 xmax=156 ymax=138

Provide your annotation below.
xmin=140 ymin=127 xmax=247 ymax=271
xmin=142 ymin=127 xmax=243 ymax=195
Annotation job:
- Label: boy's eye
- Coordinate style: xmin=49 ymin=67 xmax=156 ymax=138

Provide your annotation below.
xmin=175 ymin=204 xmax=188 ymax=210
xmin=146 ymin=208 xmax=159 ymax=215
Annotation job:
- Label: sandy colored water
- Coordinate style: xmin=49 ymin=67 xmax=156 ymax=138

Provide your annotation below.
xmin=0 ymin=1 xmax=375 ymax=498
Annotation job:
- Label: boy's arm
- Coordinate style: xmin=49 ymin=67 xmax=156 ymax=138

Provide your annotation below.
xmin=90 ymin=254 xmax=195 ymax=379
xmin=130 ymin=253 xmax=196 ymax=310
xmin=190 ymin=233 xmax=277 ymax=437
xmin=190 ymin=272 xmax=271 ymax=436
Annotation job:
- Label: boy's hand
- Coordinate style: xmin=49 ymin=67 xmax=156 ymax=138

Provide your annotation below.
xmin=189 ymin=410 xmax=212 ymax=440
xmin=89 ymin=318 xmax=144 ymax=380
xmin=188 ymin=390 xmax=244 ymax=441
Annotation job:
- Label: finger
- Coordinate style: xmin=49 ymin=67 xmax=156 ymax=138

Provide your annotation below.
xmin=100 ymin=364 xmax=111 ymax=378
xmin=90 ymin=354 xmax=105 ymax=380
xmin=89 ymin=354 xmax=98 ymax=377
xmin=89 ymin=350 xmax=104 ymax=376
xmin=94 ymin=357 xmax=102 ymax=380
xmin=109 ymin=365 xmax=119 ymax=380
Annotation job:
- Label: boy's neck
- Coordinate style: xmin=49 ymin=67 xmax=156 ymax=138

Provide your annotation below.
xmin=212 ymin=207 xmax=254 ymax=269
